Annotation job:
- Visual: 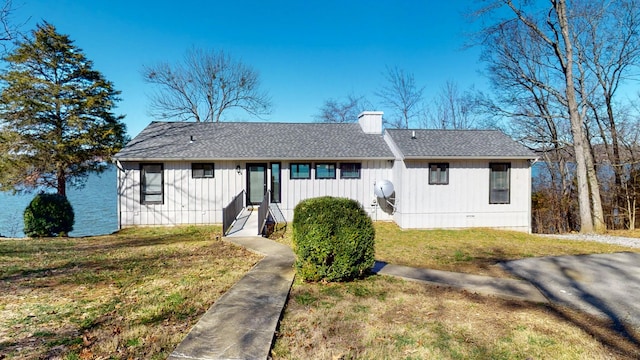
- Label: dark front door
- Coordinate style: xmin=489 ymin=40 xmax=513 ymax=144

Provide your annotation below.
xmin=247 ymin=163 xmax=267 ymax=205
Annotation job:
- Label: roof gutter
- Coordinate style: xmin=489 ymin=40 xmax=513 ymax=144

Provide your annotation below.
xmin=402 ymin=155 xmax=538 ymax=160
xmin=113 ymin=156 xmax=396 ymax=162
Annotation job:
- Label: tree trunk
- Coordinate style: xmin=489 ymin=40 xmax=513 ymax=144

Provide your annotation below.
xmin=583 ymin=130 xmax=606 ymax=231
xmin=554 ymin=0 xmax=594 ymax=232
xmin=626 ymin=196 xmax=636 ymax=230
xmin=57 ymin=167 xmax=66 ymax=197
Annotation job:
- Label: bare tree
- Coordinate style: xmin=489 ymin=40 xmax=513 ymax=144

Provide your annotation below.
xmin=0 ymin=1 xmax=23 ymax=51
xmin=376 ymin=66 xmax=424 ymax=129
xmin=475 ymin=0 xmax=610 ymax=232
xmin=142 ymin=48 xmax=272 ymax=122
xmin=423 ymin=81 xmax=480 ymax=129
xmin=315 ymin=94 xmax=372 ymax=123
xmin=571 ymin=0 xmax=640 ymax=229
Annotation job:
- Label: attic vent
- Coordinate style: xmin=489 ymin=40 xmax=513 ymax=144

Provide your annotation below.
xmin=190 ymin=135 xmax=194 ymax=143
xmin=411 ymin=131 xmax=416 ymax=139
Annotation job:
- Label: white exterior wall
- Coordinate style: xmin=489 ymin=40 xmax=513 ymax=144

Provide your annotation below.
xmin=117 ymin=161 xmax=245 ymax=227
xmin=275 ymin=160 xmax=394 ymax=222
xmin=393 ymin=159 xmax=532 ymax=232
xmin=117 ymin=159 xmax=393 ymax=228
xmin=117 ymin=158 xmax=531 ymax=231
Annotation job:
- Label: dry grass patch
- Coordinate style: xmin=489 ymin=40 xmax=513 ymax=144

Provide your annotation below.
xmin=375 ymin=222 xmax=638 ymax=277
xmin=607 ymin=229 xmax=640 ymax=238
xmin=0 ymin=225 xmax=261 ymax=359
xmin=272 ymin=276 xmax=640 ymax=359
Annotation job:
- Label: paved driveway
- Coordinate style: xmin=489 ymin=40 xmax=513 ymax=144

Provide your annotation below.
xmin=502 ymin=252 xmax=640 ymax=330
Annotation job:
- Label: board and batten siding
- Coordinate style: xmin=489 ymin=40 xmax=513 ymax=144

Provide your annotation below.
xmin=117 ymin=159 xmax=393 ymax=228
xmin=273 ymin=160 xmax=394 ymax=222
xmin=393 ymin=159 xmax=532 ymax=232
xmin=117 ymin=161 xmax=245 ymax=227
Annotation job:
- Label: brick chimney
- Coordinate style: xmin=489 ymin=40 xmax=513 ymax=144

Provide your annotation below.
xmin=358 ymin=111 xmax=383 ymax=134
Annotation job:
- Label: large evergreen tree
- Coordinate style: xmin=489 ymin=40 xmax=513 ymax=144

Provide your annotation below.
xmin=0 ymin=22 xmax=127 ymax=196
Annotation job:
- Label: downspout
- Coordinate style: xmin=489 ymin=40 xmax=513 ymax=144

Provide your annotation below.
xmin=528 ymin=157 xmax=538 ymax=234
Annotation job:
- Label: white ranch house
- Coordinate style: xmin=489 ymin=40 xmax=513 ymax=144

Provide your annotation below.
xmin=114 ymin=112 xmax=536 ymax=233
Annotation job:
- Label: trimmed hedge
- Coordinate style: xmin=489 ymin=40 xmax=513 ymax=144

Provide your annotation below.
xmin=292 ymin=196 xmax=375 ymax=282
xmin=24 ymin=193 xmax=74 ymax=237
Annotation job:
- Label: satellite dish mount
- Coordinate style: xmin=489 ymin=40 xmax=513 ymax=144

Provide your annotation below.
xmin=374 ymin=179 xmax=396 ymax=214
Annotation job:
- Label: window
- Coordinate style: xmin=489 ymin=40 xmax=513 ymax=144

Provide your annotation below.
xmin=290 ymin=163 xmax=311 ymax=179
xmin=489 ymin=163 xmax=510 ymax=204
xmin=192 ymin=163 xmax=214 ymax=178
xmin=141 ymin=163 xmax=163 ymax=204
xmin=340 ymin=163 xmax=361 ymax=179
xmin=315 ymin=163 xmax=336 ymax=179
xmin=271 ymin=162 xmax=281 ymax=203
xmin=429 ymin=163 xmax=449 ymax=185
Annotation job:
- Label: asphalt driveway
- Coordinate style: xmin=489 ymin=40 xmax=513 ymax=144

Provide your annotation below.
xmin=502 ymin=252 xmax=640 ymax=330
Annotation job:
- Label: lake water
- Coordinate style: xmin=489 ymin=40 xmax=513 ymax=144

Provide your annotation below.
xmin=0 ymin=166 xmax=118 ymax=238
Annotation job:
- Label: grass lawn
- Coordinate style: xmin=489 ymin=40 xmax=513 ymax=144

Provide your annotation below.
xmin=374 ymin=222 xmax=639 ymax=277
xmin=0 ymin=225 xmax=261 ymax=360
xmin=270 ymin=222 xmax=640 ymax=359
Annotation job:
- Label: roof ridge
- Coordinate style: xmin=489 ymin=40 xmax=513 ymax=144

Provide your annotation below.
xmin=388 ymin=128 xmax=500 ymax=132
xmin=150 ymin=121 xmax=359 ymax=125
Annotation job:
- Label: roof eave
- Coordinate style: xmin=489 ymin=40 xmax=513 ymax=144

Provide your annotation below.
xmin=402 ymin=155 xmax=538 ymax=160
xmin=114 ymin=156 xmax=396 ymax=162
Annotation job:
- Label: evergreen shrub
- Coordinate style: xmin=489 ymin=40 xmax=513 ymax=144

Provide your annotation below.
xmin=24 ymin=193 xmax=74 ymax=237
xmin=292 ymin=196 xmax=375 ymax=282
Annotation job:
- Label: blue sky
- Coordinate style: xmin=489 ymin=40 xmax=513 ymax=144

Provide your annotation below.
xmin=12 ymin=1 xmax=485 ymax=137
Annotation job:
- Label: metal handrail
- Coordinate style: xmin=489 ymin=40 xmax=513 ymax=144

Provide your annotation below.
xmin=257 ymin=190 xmax=270 ymax=235
xmin=223 ymin=190 xmax=245 ymax=235
xmin=269 ymin=201 xmax=287 ymax=232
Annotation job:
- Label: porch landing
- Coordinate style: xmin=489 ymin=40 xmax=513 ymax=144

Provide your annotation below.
xmin=226 ymin=207 xmax=261 ymax=237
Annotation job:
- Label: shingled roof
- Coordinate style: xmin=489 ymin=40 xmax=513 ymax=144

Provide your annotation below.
xmin=115 ymin=121 xmax=395 ymax=161
xmin=386 ymin=129 xmax=536 ymax=159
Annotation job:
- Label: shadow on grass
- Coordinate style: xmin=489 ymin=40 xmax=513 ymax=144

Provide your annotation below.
xmin=0 ymin=228 xmax=225 ymax=284
xmin=0 ymin=326 xmax=84 ymax=359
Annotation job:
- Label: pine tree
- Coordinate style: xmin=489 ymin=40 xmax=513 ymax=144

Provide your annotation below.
xmin=0 ymin=22 xmax=127 ymax=196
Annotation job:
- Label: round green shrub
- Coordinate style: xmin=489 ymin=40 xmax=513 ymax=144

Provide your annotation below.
xmin=292 ymin=196 xmax=375 ymax=282
xmin=24 ymin=193 xmax=74 ymax=237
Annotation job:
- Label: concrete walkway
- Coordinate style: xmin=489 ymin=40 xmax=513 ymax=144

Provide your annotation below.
xmin=168 ymin=236 xmax=295 ymax=360
xmin=169 ymin=235 xmax=561 ymax=360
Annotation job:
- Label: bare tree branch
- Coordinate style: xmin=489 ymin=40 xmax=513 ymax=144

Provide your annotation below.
xmin=142 ymin=48 xmax=272 ymax=122
xmin=375 ymin=66 xmax=424 ymax=129
xmin=423 ymin=81 xmax=481 ymax=129
xmin=314 ymin=94 xmax=371 ymax=123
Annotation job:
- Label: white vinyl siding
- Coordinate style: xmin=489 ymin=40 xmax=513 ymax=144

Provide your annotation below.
xmin=392 ymin=159 xmax=531 ymax=232
xmin=277 ymin=160 xmax=393 ymax=221
xmin=118 ymin=161 xmax=246 ymax=227
xmin=117 ymin=159 xmax=394 ymax=228
xmin=117 ymin=157 xmax=531 ymax=232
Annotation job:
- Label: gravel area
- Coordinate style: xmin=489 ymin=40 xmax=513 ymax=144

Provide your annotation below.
xmin=536 ymin=233 xmax=640 ymax=248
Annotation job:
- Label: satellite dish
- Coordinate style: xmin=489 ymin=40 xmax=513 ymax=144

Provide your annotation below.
xmin=374 ymin=180 xmax=394 ymax=198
